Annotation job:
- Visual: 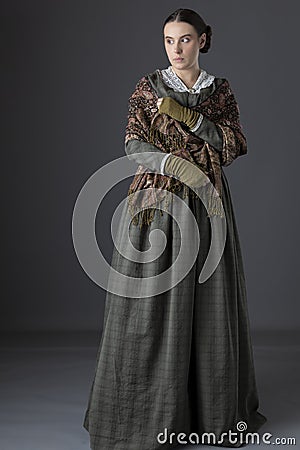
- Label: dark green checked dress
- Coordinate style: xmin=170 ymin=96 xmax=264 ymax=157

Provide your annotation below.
xmin=83 ymin=66 xmax=267 ymax=449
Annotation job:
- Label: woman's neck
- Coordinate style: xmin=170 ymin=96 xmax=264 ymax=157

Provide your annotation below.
xmin=171 ymin=65 xmax=201 ymax=89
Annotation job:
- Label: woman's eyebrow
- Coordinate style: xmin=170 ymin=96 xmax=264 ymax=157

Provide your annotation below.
xmin=164 ymin=33 xmax=192 ymax=39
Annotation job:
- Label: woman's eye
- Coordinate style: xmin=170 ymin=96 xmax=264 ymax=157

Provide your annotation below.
xmin=166 ymin=38 xmax=190 ymax=44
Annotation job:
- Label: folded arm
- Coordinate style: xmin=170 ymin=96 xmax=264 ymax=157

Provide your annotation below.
xmin=190 ymin=114 xmax=224 ymax=152
xmin=124 ymin=78 xmax=173 ymax=175
xmin=125 ymin=139 xmax=171 ymax=175
xmin=190 ymin=80 xmax=248 ymax=166
xmin=158 ymin=79 xmax=247 ymax=166
xmin=158 ymin=95 xmax=223 ymax=152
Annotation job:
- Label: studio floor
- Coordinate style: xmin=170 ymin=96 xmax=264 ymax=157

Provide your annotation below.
xmin=0 ymin=330 xmax=299 ymax=450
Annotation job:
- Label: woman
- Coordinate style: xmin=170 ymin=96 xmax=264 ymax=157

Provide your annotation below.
xmin=83 ymin=8 xmax=267 ymax=449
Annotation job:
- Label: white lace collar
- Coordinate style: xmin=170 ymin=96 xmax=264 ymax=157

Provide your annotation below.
xmin=159 ymin=65 xmax=215 ymax=93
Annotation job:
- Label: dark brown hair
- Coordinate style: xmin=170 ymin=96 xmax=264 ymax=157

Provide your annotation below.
xmin=163 ymin=8 xmax=212 ymax=53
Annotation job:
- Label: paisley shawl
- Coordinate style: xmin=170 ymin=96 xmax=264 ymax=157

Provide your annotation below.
xmin=125 ymin=73 xmax=247 ymax=228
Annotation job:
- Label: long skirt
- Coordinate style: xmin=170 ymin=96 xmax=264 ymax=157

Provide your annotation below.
xmin=83 ymin=168 xmax=267 ymax=449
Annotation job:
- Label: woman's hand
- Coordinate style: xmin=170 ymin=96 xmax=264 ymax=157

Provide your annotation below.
xmin=156 ymin=96 xmax=200 ymax=129
xmin=157 ymin=97 xmax=182 ymax=118
xmin=164 ymin=154 xmax=209 ymax=189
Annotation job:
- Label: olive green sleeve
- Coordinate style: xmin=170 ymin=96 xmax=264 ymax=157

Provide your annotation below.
xmin=190 ymin=114 xmax=223 ymax=152
xmin=125 ymin=139 xmax=171 ymax=175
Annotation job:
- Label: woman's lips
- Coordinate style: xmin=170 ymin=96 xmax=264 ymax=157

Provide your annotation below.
xmin=174 ymin=58 xmax=183 ymax=61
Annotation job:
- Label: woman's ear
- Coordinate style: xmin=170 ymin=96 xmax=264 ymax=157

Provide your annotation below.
xmin=199 ymin=32 xmax=206 ymax=50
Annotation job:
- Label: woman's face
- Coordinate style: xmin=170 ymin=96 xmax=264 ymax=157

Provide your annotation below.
xmin=163 ymin=21 xmax=206 ymax=70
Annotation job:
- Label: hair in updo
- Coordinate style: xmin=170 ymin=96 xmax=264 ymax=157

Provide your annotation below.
xmin=163 ymin=8 xmax=212 ymax=54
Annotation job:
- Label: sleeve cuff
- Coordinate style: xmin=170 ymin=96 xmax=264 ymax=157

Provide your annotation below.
xmin=160 ymin=153 xmax=172 ymax=175
xmin=190 ymin=113 xmax=204 ymax=132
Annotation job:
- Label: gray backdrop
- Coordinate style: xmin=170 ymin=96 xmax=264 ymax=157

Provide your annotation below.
xmin=2 ymin=0 xmax=299 ymax=332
